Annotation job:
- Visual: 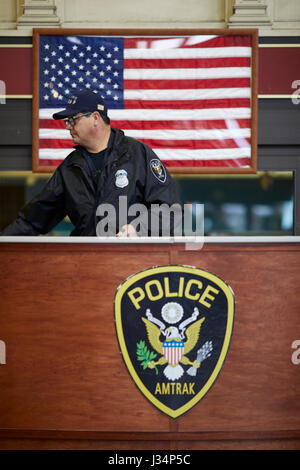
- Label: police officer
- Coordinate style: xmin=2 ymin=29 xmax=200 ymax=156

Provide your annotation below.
xmin=1 ymin=90 xmax=181 ymax=237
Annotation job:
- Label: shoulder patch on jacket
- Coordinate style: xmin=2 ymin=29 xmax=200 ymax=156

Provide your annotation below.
xmin=150 ymin=159 xmax=167 ymax=183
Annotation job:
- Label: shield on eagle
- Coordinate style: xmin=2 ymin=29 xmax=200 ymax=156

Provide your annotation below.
xmin=163 ymin=339 xmax=184 ymax=367
xmin=114 ymin=265 xmax=235 ymax=418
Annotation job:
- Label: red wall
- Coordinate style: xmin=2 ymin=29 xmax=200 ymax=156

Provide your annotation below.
xmin=0 ymin=45 xmax=299 ymax=95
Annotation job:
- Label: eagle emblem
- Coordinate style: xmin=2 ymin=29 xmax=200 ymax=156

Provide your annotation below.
xmin=141 ymin=303 xmax=212 ymax=381
xmin=150 ymin=158 xmax=167 ymax=182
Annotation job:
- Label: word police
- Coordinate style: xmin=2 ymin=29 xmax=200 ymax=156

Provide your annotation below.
xmin=127 ymin=276 xmax=219 ymax=310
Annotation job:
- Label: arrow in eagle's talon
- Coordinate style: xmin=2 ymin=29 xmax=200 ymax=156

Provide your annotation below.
xmin=186 ymin=340 xmax=213 ymax=376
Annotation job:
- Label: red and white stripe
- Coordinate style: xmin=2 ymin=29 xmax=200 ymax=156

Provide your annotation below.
xmin=38 ymin=35 xmax=252 ymax=168
xmin=163 ymin=342 xmax=185 ymax=366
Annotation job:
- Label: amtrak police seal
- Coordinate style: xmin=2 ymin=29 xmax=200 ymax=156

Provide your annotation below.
xmin=114 ymin=265 xmax=235 ymax=418
xmin=115 ymin=169 xmax=129 ymax=188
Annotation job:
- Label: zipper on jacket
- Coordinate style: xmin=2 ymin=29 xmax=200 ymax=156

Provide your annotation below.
xmin=71 ymin=162 xmax=96 ymax=196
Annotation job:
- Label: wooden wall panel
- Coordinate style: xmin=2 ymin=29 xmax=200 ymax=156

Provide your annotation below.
xmin=0 ymin=244 xmax=171 ymax=432
xmin=0 ymin=438 xmax=172 ymax=450
xmin=0 ymin=47 xmax=32 ymax=95
xmin=0 ymin=99 xmax=32 ymax=146
xmin=259 ymin=46 xmax=300 ymax=94
xmin=0 ymin=241 xmax=300 ymax=450
xmin=2 ymin=41 xmax=300 ymax=97
xmin=258 ymin=99 xmax=300 ymax=145
xmin=1 ymin=40 xmax=300 ymax=171
xmin=176 ymin=246 xmax=300 ymax=433
xmin=2 ymin=99 xmax=300 ymax=171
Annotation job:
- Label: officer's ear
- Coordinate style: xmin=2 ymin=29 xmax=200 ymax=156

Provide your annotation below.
xmin=91 ymin=111 xmax=102 ymax=126
xmin=93 ymin=111 xmax=107 ymax=126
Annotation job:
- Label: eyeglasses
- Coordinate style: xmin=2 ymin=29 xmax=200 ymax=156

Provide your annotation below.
xmin=64 ymin=112 xmax=92 ymax=128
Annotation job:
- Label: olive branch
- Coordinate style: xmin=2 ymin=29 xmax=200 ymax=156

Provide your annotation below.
xmin=136 ymin=340 xmax=158 ymax=375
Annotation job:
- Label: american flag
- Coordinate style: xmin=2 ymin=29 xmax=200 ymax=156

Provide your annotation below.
xmin=38 ymin=34 xmax=253 ymax=169
xmin=163 ymin=340 xmax=185 ymax=366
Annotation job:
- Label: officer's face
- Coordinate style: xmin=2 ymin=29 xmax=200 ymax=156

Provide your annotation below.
xmin=65 ymin=112 xmax=109 ymax=152
xmin=66 ymin=112 xmax=93 ymax=146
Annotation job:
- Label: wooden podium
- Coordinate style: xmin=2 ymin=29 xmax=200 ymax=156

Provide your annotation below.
xmin=0 ymin=237 xmax=300 ymax=450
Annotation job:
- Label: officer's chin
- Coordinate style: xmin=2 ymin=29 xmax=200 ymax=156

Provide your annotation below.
xmin=70 ymin=133 xmax=78 ymax=143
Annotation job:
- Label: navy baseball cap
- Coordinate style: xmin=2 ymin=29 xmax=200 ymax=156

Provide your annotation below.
xmin=52 ymin=89 xmax=109 ymax=121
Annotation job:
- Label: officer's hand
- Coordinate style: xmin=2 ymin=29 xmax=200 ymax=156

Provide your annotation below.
xmin=116 ymin=224 xmax=137 ymax=238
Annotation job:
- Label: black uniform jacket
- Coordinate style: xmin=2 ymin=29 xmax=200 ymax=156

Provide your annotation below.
xmin=1 ymin=128 xmax=181 ymax=236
